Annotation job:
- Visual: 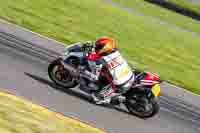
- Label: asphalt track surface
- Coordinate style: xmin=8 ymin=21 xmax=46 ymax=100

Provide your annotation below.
xmin=0 ymin=32 xmax=200 ymax=133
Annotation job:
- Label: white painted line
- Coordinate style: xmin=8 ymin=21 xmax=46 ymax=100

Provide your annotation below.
xmin=163 ymin=82 xmax=200 ymax=97
xmin=0 ymin=19 xmax=66 ymax=46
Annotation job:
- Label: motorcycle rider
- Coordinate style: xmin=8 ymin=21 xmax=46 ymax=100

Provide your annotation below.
xmin=79 ymin=36 xmax=135 ymax=104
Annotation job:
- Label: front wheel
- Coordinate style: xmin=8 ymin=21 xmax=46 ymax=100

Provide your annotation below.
xmin=48 ymin=58 xmax=78 ymax=88
xmin=125 ymin=97 xmax=160 ymax=118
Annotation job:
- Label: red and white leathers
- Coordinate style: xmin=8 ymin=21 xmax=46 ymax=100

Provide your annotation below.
xmin=102 ymin=50 xmax=134 ymax=86
xmin=84 ymin=48 xmax=134 ymax=104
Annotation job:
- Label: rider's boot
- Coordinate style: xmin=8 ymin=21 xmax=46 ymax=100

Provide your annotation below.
xmin=91 ymin=84 xmax=115 ymax=105
xmin=91 ymin=93 xmax=111 ymax=105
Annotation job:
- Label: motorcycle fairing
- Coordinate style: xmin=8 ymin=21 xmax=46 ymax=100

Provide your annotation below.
xmin=140 ymin=72 xmax=159 ymax=85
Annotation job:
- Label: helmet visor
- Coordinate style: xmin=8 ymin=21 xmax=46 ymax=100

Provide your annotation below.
xmin=95 ymin=44 xmax=104 ymax=51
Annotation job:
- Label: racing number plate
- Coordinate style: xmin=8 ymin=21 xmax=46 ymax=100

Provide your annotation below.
xmin=151 ymin=84 xmax=160 ymax=97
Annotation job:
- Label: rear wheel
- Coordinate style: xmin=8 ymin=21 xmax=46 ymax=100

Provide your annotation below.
xmin=48 ymin=58 xmax=77 ymax=88
xmin=125 ymin=97 xmax=159 ymax=118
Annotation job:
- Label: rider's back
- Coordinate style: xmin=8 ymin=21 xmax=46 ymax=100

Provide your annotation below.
xmin=101 ymin=49 xmax=134 ymax=86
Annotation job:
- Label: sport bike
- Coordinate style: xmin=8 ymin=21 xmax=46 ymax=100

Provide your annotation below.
xmin=48 ymin=42 xmax=161 ymax=118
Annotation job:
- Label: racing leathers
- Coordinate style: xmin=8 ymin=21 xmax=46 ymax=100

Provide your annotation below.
xmin=79 ymin=42 xmax=135 ymax=104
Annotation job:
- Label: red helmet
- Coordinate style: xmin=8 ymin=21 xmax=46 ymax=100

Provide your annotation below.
xmin=95 ymin=36 xmax=116 ymax=55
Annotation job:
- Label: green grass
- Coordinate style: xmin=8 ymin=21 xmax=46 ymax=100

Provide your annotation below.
xmin=0 ymin=92 xmax=104 ymax=133
xmin=111 ymin=0 xmax=200 ymax=33
xmin=0 ymin=0 xmax=200 ymax=94
xmin=168 ymin=0 xmax=200 ymax=13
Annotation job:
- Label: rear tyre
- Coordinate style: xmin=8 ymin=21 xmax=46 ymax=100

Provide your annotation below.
xmin=125 ymin=97 xmax=159 ymax=118
xmin=48 ymin=58 xmax=77 ymax=88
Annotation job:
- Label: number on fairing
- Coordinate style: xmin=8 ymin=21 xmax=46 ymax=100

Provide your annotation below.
xmin=151 ymin=84 xmax=161 ymax=97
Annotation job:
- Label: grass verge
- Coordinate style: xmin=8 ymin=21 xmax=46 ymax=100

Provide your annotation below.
xmin=168 ymin=0 xmax=200 ymax=14
xmin=0 ymin=90 xmax=105 ymax=133
xmin=111 ymin=0 xmax=200 ymax=33
xmin=0 ymin=0 xmax=200 ymax=94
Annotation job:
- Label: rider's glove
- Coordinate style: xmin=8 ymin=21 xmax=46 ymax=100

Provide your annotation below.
xmin=82 ymin=41 xmax=92 ymax=47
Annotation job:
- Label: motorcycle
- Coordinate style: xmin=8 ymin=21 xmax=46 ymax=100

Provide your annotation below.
xmin=48 ymin=42 xmax=161 ymax=118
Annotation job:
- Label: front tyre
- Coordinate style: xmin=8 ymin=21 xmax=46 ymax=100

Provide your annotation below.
xmin=48 ymin=58 xmax=77 ymax=88
xmin=125 ymin=97 xmax=160 ymax=118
